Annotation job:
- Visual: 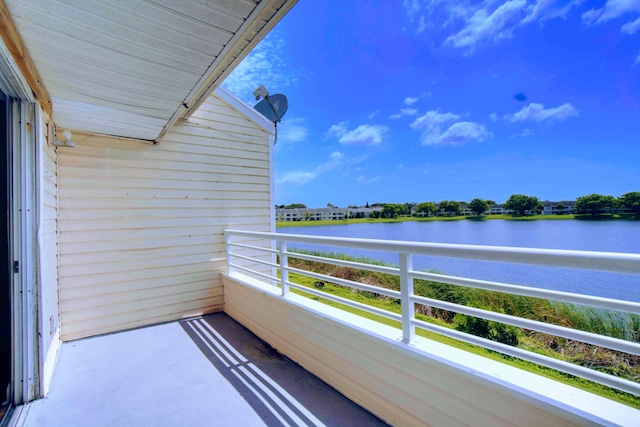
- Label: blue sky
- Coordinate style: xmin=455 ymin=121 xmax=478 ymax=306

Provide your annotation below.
xmin=223 ymin=0 xmax=640 ymax=208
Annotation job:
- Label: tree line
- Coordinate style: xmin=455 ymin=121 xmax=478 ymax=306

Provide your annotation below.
xmin=574 ymin=192 xmax=640 ymax=215
xmin=382 ymin=199 xmax=493 ymax=218
xmin=416 ymin=191 xmax=640 ymax=216
xmin=276 ymin=191 xmax=640 ymax=218
xmin=372 ymin=191 xmax=640 ymax=219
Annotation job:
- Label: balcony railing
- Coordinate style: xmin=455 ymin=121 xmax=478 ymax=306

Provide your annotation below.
xmin=224 ymin=229 xmax=640 ymax=396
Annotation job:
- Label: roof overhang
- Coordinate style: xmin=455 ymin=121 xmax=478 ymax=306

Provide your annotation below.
xmin=2 ymin=0 xmax=296 ymax=142
xmin=214 ymin=86 xmax=274 ymax=135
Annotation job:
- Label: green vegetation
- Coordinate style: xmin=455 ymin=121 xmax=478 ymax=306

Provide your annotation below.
xmin=503 ymin=194 xmax=543 ymax=215
xmin=284 ymin=250 xmax=640 ymax=408
xmin=438 ymin=200 xmax=461 ymax=216
xmin=620 ymin=192 xmax=640 ymax=215
xmin=468 ymin=198 xmax=491 ymax=216
xmin=276 ymin=203 xmax=307 ymax=209
xmin=381 ymin=203 xmax=406 ymax=218
xmin=415 ymin=201 xmax=437 ymax=216
xmin=575 ymin=194 xmax=618 ymax=216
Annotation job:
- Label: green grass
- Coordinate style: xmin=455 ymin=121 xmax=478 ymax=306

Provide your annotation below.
xmin=276 ymin=213 xmax=638 ymax=228
xmin=281 ymin=251 xmax=640 ymax=408
xmin=287 ymin=251 xmax=640 ymax=342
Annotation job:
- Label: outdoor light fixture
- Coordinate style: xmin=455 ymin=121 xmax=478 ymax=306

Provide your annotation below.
xmin=53 ymin=130 xmax=76 ymax=147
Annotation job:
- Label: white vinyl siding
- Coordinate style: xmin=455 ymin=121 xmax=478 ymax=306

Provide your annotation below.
xmin=41 ymin=128 xmax=59 ymax=328
xmin=57 ymin=93 xmax=272 ymax=341
xmin=39 ymin=114 xmax=60 ymax=393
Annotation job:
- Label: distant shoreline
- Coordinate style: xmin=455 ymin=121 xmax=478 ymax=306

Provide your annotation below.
xmin=276 ymin=213 xmax=639 ymax=228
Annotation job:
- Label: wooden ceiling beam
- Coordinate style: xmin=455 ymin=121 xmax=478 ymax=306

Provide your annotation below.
xmin=0 ymin=0 xmax=52 ymax=115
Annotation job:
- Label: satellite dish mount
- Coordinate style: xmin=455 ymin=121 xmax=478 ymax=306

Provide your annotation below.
xmin=253 ymin=85 xmax=289 ymax=145
xmin=253 ymin=85 xmax=288 ymax=124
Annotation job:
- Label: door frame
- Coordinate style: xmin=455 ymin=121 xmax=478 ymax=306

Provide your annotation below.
xmin=9 ymin=99 xmax=38 ymax=406
xmin=0 ymin=88 xmax=10 ymax=427
xmin=0 ymin=36 xmax=40 ymax=412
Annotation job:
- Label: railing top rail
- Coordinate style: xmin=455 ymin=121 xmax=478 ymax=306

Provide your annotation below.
xmin=224 ymin=229 xmax=640 ymax=275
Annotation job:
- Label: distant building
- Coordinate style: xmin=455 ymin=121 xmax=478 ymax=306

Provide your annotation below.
xmin=542 ymin=201 xmax=576 ymax=215
xmin=489 ymin=204 xmax=506 ymax=215
xmin=275 ymin=207 xmax=382 ymax=222
xmin=276 ymin=200 xmax=610 ymax=221
xmin=347 ymin=207 xmax=383 ymax=218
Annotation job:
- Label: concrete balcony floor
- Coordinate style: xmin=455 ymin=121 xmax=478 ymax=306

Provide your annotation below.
xmin=17 ymin=313 xmax=387 ymax=427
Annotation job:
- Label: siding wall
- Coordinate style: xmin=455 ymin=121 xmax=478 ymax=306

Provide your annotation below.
xmin=38 ymin=108 xmax=60 ymax=395
xmin=57 ymin=93 xmax=272 ymax=341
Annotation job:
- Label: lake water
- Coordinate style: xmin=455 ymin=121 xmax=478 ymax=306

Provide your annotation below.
xmin=277 ymin=219 xmax=640 ymax=302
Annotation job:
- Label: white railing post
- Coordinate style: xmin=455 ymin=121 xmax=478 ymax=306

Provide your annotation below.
xmin=400 ymin=253 xmax=415 ymax=343
xmin=279 ymin=240 xmax=289 ymax=297
xmin=225 ymin=233 xmax=234 ymax=275
xmin=271 ymin=235 xmax=279 ymax=287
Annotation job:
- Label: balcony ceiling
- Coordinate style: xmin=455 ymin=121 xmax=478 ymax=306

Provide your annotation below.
xmin=5 ymin=0 xmax=295 ymax=141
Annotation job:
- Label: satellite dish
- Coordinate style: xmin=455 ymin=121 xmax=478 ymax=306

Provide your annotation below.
xmin=254 ymin=94 xmax=288 ymax=123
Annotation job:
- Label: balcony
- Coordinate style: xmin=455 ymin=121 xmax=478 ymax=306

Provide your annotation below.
xmin=222 ymin=229 xmax=640 ymax=426
xmin=11 ymin=230 xmax=640 ymax=426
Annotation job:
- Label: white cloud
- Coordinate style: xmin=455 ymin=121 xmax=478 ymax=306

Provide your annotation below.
xmin=411 ymin=110 xmax=460 ymax=130
xmin=404 ymin=96 xmax=419 ymax=105
xmin=417 ymin=15 xmax=428 ymax=32
xmin=276 ymin=151 xmax=347 ymax=186
xmin=582 ymin=0 xmax=640 ymax=25
xmin=507 ymin=102 xmax=579 ymax=122
xmin=635 ymin=51 xmax=640 ymax=65
xmin=325 ymin=121 xmax=349 ymax=140
xmin=368 ymin=110 xmax=380 ymax=119
xmin=489 ymin=112 xmax=498 ymax=121
xmin=405 ymin=0 xmax=582 ymax=52
xmin=403 ymin=1 xmax=479 ymax=33
xmin=340 ymin=125 xmax=388 ymax=145
xmin=621 ymin=15 xmax=640 ymax=33
xmin=404 ymin=0 xmax=422 ymax=21
xmin=277 ymin=118 xmax=307 ymax=145
xmin=523 ymin=0 xmax=584 ymax=23
xmin=326 ymin=122 xmax=388 ymax=145
xmin=410 ymin=109 xmax=489 ymax=147
xmin=403 ymin=92 xmax=431 ymax=107
xmin=580 ymin=1 xmax=640 ymax=64
xmin=222 ymin=34 xmax=298 ymax=102
xmin=445 ymin=0 xmax=527 ymax=49
xmin=357 ymin=175 xmax=382 ymax=184
xmin=522 ymin=0 xmax=556 ymax=23
xmin=512 ymin=128 xmax=534 ymax=138
xmin=390 ymin=108 xmax=418 ymax=119
xmin=581 ymin=8 xmax=601 ymax=23
xmin=422 ymin=121 xmax=491 ymax=146
xmin=276 ymin=171 xmax=317 ymax=185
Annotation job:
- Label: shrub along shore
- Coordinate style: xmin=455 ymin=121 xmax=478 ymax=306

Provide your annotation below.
xmin=276 ymin=213 xmax=639 ymax=228
xmin=284 ymin=250 xmax=640 ymax=408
